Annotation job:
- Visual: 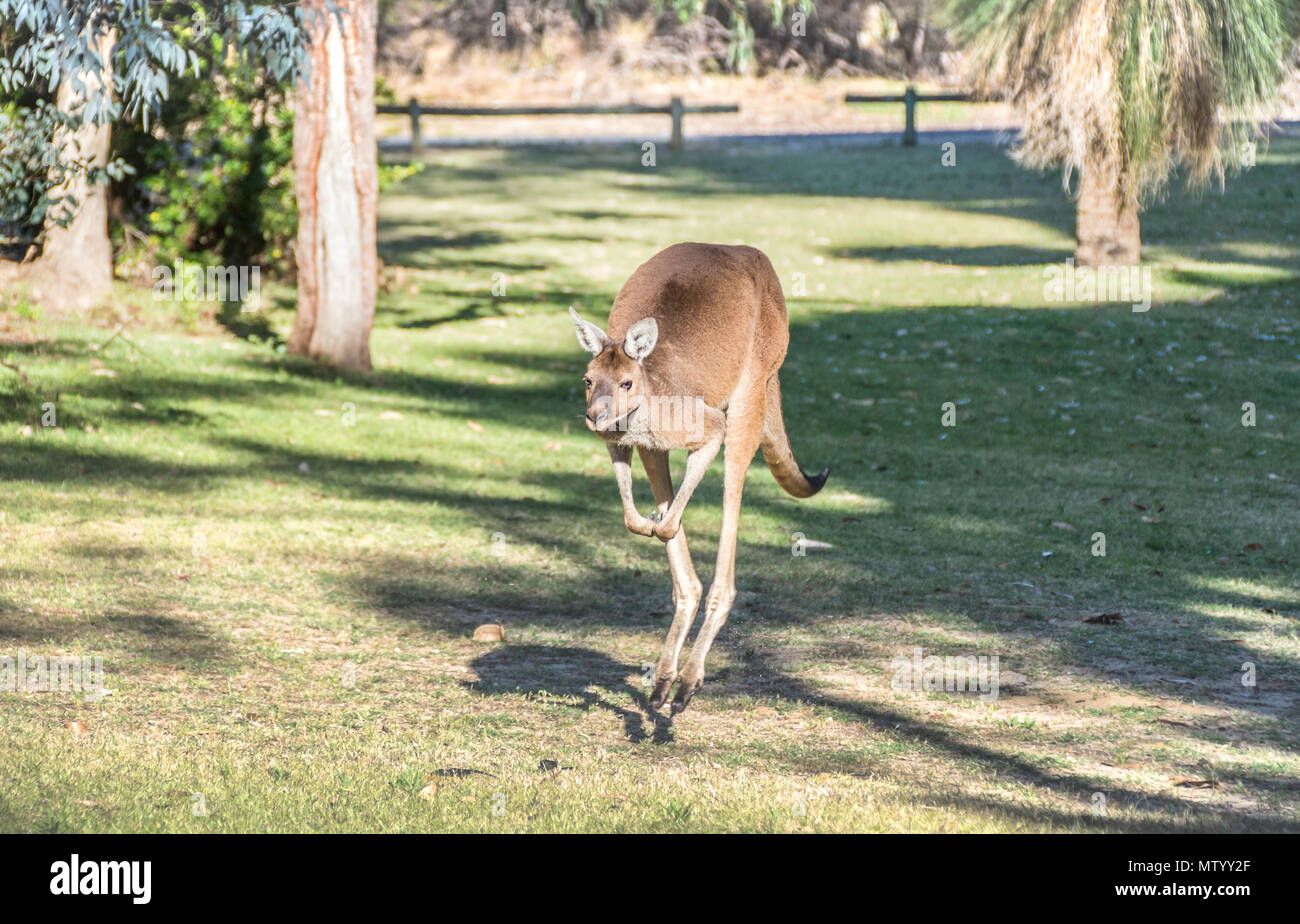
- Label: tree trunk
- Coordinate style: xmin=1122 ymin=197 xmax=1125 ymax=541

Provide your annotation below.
xmin=1075 ymin=166 xmax=1141 ymax=266
xmin=25 ymin=30 xmax=115 ymax=310
xmin=289 ymin=0 xmax=378 ymax=372
xmin=903 ymin=1 xmax=928 ymax=77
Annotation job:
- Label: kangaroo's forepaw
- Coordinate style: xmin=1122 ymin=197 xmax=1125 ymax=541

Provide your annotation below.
xmin=624 ymin=515 xmax=656 ymax=537
xmin=651 ymin=518 xmax=680 ymax=542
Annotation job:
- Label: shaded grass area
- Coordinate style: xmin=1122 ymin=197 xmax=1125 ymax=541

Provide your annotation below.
xmin=1 ymin=139 xmax=1298 ymax=832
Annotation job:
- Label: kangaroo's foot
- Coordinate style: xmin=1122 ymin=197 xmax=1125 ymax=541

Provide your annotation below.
xmin=648 ymin=674 xmax=676 ymax=711
xmin=670 ymin=670 xmax=703 ymax=714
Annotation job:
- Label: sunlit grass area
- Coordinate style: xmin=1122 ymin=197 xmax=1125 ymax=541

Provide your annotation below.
xmin=1 ymin=137 xmax=1297 ymax=832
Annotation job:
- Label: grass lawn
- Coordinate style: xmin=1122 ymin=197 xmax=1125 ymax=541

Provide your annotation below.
xmin=1 ymin=136 xmax=1298 ymax=832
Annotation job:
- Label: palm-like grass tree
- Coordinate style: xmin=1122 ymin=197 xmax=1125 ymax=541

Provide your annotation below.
xmin=952 ymin=0 xmax=1300 ymax=265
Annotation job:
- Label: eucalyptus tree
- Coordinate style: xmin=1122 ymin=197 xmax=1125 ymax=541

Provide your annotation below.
xmin=952 ymin=0 xmax=1300 ymax=265
xmin=289 ymin=0 xmax=378 ymax=371
xmin=0 ymin=0 xmax=302 ymax=305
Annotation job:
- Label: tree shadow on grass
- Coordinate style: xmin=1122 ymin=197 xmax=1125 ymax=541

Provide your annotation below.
xmin=357 ymin=558 xmax=1292 ymax=829
xmin=381 ymin=229 xmax=508 ymax=257
xmin=393 ymin=300 xmax=506 ymax=329
xmin=833 ymin=244 xmax=1072 ymax=266
xmin=0 ymin=601 xmax=231 ymax=668
xmin=215 ymin=302 xmax=285 ymax=349
xmin=432 ymin=142 xmax=1300 ymax=277
xmin=0 ymin=439 xmax=231 ymax=487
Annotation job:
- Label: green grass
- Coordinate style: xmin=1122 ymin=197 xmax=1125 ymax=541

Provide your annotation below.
xmin=1 ymin=137 xmax=1298 ymax=832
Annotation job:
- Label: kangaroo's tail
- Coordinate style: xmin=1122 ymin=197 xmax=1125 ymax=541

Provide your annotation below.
xmin=760 ymin=373 xmax=829 ymax=499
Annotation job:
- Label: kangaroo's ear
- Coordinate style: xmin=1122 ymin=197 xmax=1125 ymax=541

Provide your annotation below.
xmin=569 ymin=306 xmax=611 ymax=355
xmin=623 ymin=317 xmax=658 ymax=361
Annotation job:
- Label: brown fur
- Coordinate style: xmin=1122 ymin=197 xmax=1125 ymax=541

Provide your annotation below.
xmin=570 ymin=242 xmax=828 ymax=714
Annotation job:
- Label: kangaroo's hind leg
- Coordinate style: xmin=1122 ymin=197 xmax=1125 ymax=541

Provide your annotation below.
xmin=638 ymin=447 xmax=704 ymax=711
xmin=671 ymin=382 xmax=766 ymax=713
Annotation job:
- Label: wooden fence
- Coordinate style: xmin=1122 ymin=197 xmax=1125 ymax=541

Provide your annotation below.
xmin=377 ymin=97 xmax=740 ymax=153
xmin=844 ymin=86 xmax=981 ymax=146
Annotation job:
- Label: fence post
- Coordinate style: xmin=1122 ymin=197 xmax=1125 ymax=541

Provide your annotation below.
xmin=669 ymin=97 xmax=684 ymax=150
xmin=408 ymin=97 xmax=424 ymax=158
xmin=902 ymin=85 xmax=917 ymax=147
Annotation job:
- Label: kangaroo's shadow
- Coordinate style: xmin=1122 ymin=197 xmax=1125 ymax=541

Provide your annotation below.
xmin=463 ymin=644 xmax=674 ymax=744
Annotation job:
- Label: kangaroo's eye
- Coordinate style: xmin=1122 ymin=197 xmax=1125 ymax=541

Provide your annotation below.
xmin=620 ymin=380 xmax=633 ymax=391
xmin=583 ymin=377 xmax=592 ymax=387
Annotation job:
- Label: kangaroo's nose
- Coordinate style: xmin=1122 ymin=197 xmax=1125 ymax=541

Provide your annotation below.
xmin=593 ymin=410 xmax=609 ymax=428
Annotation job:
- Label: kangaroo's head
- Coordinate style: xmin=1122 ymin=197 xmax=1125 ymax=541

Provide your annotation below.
xmin=569 ymin=307 xmax=658 ymax=433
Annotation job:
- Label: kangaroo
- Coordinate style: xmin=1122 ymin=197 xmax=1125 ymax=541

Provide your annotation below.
xmin=569 ymin=242 xmax=828 ymax=714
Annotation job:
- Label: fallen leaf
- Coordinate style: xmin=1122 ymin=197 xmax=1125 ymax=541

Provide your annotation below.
xmin=1084 ymin=613 xmax=1123 ymax=625
xmin=467 ymin=420 xmax=484 ymax=432
xmin=62 ymin=720 xmax=87 ymax=734
xmin=1173 ymin=778 xmax=1219 ymax=789
xmin=472 ymin=623 xmax=506 ymax=642
xmin=1243 ymin=543 xmax=1263 ymax=552
xmin=418 ymin=782 xmax=439 ymax=800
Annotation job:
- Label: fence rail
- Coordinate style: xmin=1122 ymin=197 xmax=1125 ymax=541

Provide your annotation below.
xmin=845 ymin=86 xmax=982 ymax=146
xmin=377 ymin=97 xmax=740 ymax=153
